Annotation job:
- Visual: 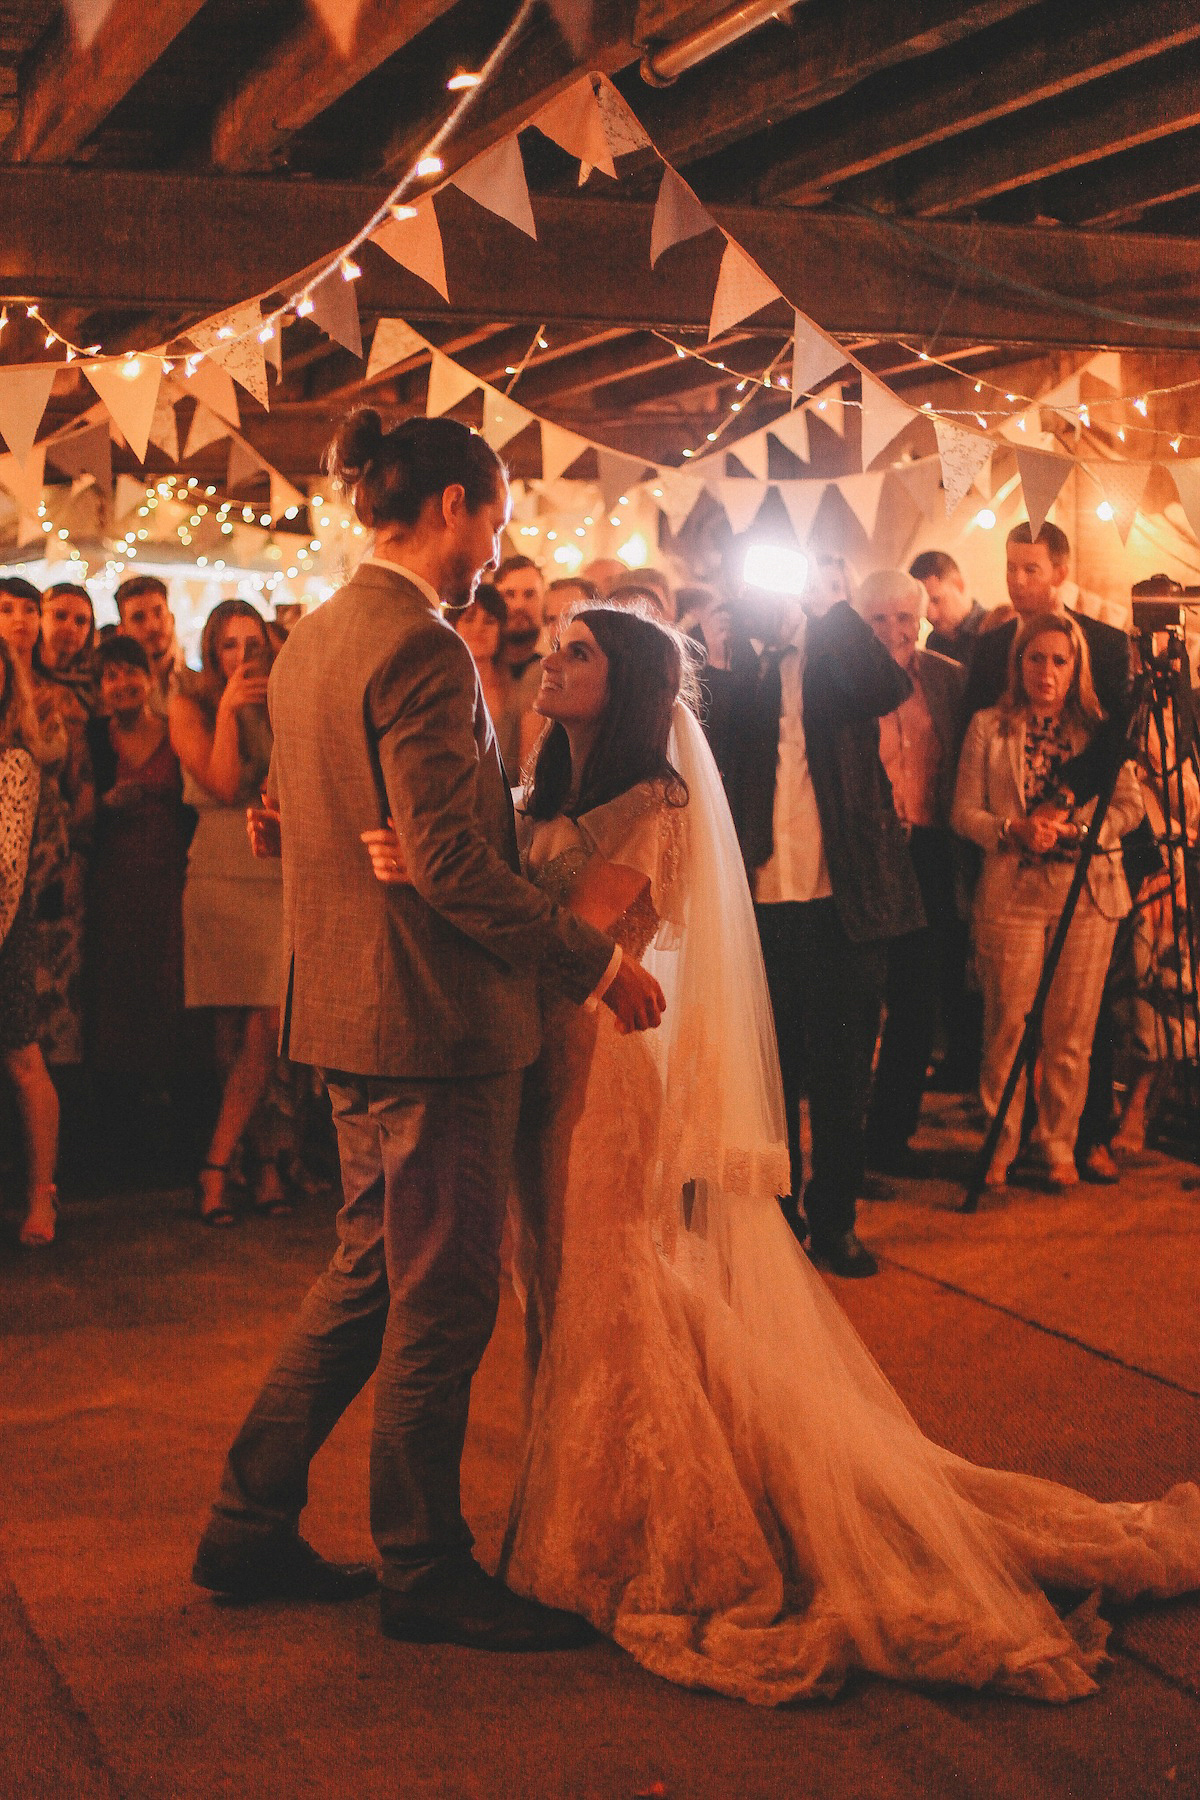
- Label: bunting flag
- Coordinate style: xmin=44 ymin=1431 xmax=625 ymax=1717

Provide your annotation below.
xmin=366 ymin=318 xmax=428 ymax=382
xmin=1094 ymin=461 xmax=1151 ymax=545
xmin=650 ymin=470 xmax=705 ymax=535
xmin=1083 ymin=350 xmax=1122 ymax=389
xmin=372 ymin=198 xmax=449 ymax=301
xmin=708 ymin=239 xmax=782 ymax=342
xmin=649 ymin=167 xmax=714 ymax=268
xmin=837 ymin=471 xmax=886 ymax=539
xmin=426 ymin=351 xmax=482 ymax=418
xmin=183 ymin=356 xmax=240 ymax=427
xmin=1015 ymin=445 xmax=1075 ymax=536
xmin=264 ymin=323 xmax=283 ymax=382
xmin=859 ymin=374 xmax=917 ymax=471
xmin=1170 ymin=461 xmax=1200 ymax=543
xmin=84 ymin=358 xmax=162 ymax=464
xmin=715 ymin=479 xmax=767 ymax=535
xmin=310 ymin=267 xmax=363 ymax=357
xmin=894 ymin=455 xmax=944 ymax=520
xmin=768 ymin=406 xmax=810 ymax=464
xmin=190 ymin=303 xmax=269 ymax=409
xmin=451 ymin=137 xmax=536 ymax=238
xmin=595 ymin=447 xmax=647 ymax=511
xmin=148 ymin=397 xmax=180 ymax=463
xmin=791 ymin=312 xmax=846 ymax=403
xmin=307 ymin=0 xmax=366 ymax=57
xmin=726 ymin=430 xmax=769 ymax=481
xmin=775 ymin=479 xmax=825 ymax=547
xmin=532 ymin=77 xmax=616 ymax=178
xmin=933 ymin=419 xmax=993 ymax=516
xmin=1039 ymin=372 xmax=1082 ymax=418
xmin=270 ymin=470 xmax=307 ymax=520
xmin=184 ymin=403 xmax=231 ymax=460
xmin=481 ymin=385 xmax=535 ymax=449
xmin=227 ymin=436 xmax=266 ymax=489
xmin=63 ymin=0 xmax=116 ymax=48
xmin=45 ymin=419 xmax=113 ymax=496
xmin=0 ymin=365 xmax=57 ymax=466
xmin=539 ymin=420 xmax=589 ymax=482
xmin=810 ymin=387 xmax=845 ymax=438
xmin=595 ymin=75 xmax=653 ymax=155
xmin=0 ymin=445 xmax=46 ymax=543
xmin=113 ymin=473 xmax=147 ymax=522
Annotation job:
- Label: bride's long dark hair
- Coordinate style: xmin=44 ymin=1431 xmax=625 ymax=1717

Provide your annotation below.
xmin=524 ymin=602 xmax=699 ymax=821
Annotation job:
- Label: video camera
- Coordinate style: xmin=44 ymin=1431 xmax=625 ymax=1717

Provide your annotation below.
xmin=1131 ymin=573 xmax=1200 ymax=635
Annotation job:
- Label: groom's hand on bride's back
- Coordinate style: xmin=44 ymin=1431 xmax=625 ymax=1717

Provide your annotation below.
xmin=602 ymin=957 xmax=666 ymax=1034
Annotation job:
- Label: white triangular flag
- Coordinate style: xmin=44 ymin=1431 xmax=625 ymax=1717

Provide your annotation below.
xmin=85 ymin=358 xmax=163 ymax=464
xmin=933 ymin=418 xmax=993 ymax=516
xmin=714 ymin=479 xmax=767 ymax=535
xmin=894 ymin=456 xmax=944 ymax=520
xmin=540 ymin=421 xmax=589 ymax=482
xmin=532 ymin=77 xmax=616 ymax=178
xmin=113 ymin=473 xmax=146 ymax=522
xmin=859 ymin=374 xmax=917 ymax=471
xmin=269 ymin=470 xmax=307 ymax=521
xmin=45 ymin=420 xmax=112 ymax=495
xmin=1039 ymin=372 xmax=1082 ymax=418
xmin=63 ymin=0 xmax=115 ymax=48
xmin=264 ymin=323 xmax=283 ymax=382
xmin=1083 ymin=351 xmax=1121 ymax=389
xmin=227 ymin=437 xmax=266 ymax=489
xmin=0 ymin=366 xmax=57 ymax=466
xmin=595 ymin=76 xmax=653 ymax=155
xmin=183 ymin=356 xmax=240 ymax=427
xmin=190 ymin=303 xmax=268 ymax=410
xmin=837 ymin=471 xmax=886 ymax=539
xmin=184 ymin=403 xmax=230 ymax=460
xmin=366 ymin=319 xmax=428 ymax=382
xmin=810 ymin=386 xmax=845 ymax=438
xmin=371 ymin=198 xmax=449 ymax=302
xmin=481 ymin=386 xmax=534 ymax=450
xmin=1094 ymin=462 xmax=1151 ymax=546
xmin=1015 ymin=446 xmax=1075 ymax=536
xmin=307 ymin=0 xmax=366 ymax=57
xmin=425 ymin=351 xmax=482 ymax=419
xmin=1170 ymin=462 xmax=1200 ymax=543
xmin=727 ymin=430 xmax=770 ymax=481
xmin=768 ymin=407 xmax=810 ymax=464
xmin=792 ymin=312 xmax=846 ymax=402
xmin=708 ymin=239 xmax=782 ymax=342
xmin=148 ymin=397 xmax=179 ymax=463
xmin=596 ymin=448 xmax=647 ymax=512
xmin=775 ymin=480 xmax=825 ymax=547
xmin=650 ymin=167 xmax=715 ymax=268
xmin=452 ymin=137 xmax=536 ymax=238
xmin=651 ymin=471 xmax=705 ymax=535
xmin=310 ymin=267 xmax=363 ymax=358
xmin=0 ymin=445 xmax=46 ymax=541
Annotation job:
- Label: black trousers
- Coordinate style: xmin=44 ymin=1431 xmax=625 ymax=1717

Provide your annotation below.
xmin=756 ymin=898 xmax=887 ymax=1246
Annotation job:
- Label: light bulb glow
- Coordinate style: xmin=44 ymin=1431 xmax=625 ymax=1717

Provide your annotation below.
xmin=388 ymin=202 xmax=419 ymax=221
xmin=1096 ymin=501 xmax=1115 ymax=521
xmin=340 ymin=257 xmax=362 ymax=281
xmin=974 ymin=508 xmax=997 ymax=530
xmin=743 ymin=543 xmax=809 ymax=594
xmin=416 ymin=155 xmax=444 ymax=177
xmin=617 ymin=533 xmax=649 ymax=568
xmin=446 ymin=71 xmax=482 ymax=90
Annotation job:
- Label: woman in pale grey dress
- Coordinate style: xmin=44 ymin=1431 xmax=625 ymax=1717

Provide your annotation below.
xmin=169 ymin=602 xmax=288 ymax=1224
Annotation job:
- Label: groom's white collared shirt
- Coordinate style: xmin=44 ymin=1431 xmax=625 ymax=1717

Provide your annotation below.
xmin=360 ymin=553 xmax=623 ymax=1010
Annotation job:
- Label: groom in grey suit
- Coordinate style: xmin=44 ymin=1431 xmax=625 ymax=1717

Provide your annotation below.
xmin=193 ymin=415 xmax=663 ymax=1648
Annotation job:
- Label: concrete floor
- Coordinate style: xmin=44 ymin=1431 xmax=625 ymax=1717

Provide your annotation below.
xmin=1 ymin=1098 xmax=1198 ymax=1800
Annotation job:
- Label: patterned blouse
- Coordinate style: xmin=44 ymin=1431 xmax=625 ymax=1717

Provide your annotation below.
xmin=1022 ymin=713 xmax=1075 ymax=811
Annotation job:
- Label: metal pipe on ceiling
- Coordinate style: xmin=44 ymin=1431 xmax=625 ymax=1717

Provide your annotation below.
xmin=639 ymin=1 xmax=793 ymax=87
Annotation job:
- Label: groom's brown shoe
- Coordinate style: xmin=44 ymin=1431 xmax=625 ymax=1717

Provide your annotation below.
xmin=193 ymin=1529 xmax=378 ymax=1603
xmin=380 ymin=1556 xmax=596 ymax=1651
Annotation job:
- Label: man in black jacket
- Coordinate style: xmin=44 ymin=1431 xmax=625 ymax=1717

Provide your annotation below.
xmin=725 ymin=585 xmax=925 ymax=1277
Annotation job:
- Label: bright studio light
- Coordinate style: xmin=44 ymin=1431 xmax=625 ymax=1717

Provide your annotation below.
xmin=552 ymin=543 xmax=584 ymax=571
xmin=617 ymin=533 xmax=648 ymax=568
xmin=974 ymin=508 xmax=997 ymax=530
xmin=742 ymin=542 xmax=809 ymax=595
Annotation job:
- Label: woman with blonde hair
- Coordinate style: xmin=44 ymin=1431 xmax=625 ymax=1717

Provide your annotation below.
xmin=952 ymin=611 xmax=1143 ymax=1190
xmin=0 ymin=636 xmax=60 ymax=1245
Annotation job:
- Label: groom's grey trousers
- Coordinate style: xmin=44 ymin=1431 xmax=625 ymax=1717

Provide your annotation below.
xmin=213 ymin=1067 xmax=522 ymax=1590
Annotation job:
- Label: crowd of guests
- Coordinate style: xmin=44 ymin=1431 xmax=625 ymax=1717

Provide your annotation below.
xmin=0 ymin=521 xmax=1182 ymax=1276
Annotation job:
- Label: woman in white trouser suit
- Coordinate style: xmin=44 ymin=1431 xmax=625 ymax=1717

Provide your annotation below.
xmin=952 ymin=611 xmax=1143 ymax=1190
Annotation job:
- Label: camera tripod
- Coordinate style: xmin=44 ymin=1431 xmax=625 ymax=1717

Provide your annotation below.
xmin=962 ymin=621 xmax=1200 ymax=1212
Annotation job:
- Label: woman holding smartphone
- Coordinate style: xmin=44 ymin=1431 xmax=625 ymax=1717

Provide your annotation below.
xmin=169 ymin=601 xmax=289 ymax=1224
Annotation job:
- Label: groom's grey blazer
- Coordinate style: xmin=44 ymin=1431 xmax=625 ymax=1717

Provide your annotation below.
xmin=267 ymin=561 xmax=614 ymax=1080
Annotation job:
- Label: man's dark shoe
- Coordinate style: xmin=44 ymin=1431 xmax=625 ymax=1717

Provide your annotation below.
xmin=808 ymin=1229 xmax=878 ymax=1279
xmin=192 ymin=1529 xmax=378 ymax=1603
xmin=380 ymin=1556 xmax=596 ymax=1652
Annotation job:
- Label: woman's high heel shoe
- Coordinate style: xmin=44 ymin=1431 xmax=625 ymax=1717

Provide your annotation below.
xmin=19 ymin=1182 xmax=57 ymax=1247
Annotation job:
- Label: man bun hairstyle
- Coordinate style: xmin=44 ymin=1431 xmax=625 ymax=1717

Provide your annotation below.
xmin=325 ymin=408 xmax=506 ymax=531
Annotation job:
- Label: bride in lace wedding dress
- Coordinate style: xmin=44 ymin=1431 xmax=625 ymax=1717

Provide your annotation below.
xmin=374 ymin=602 xmax=1200 ymax=1705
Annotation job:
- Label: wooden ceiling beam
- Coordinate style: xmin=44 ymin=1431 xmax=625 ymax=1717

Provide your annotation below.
xmin=210 ymin=0 xmax=456 ymax=173
xmin=5 ymin=0 xmax=207 ymax=162
xmin=632 ymin=0 xmax=1036 ymax=172
xmin=755 ymin=0 xmax=1200 ymax=203
xmin=11 ymin=169 xmax=1200 ymax=350
xmin=847 ymin=38 xmax=1200 ymax=217
xmin=1026 ymin=128 xmax=1200 ymax=230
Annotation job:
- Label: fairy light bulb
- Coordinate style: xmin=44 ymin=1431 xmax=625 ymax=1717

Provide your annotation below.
xmin=1097 ymin=501 xmax=1115 ymax=521
xmin=258 ymin=323 xmax=276 ymax=343
xmin=388 ymin=202 xmax=419 ymax=221
xmin=1171 ymin=436 xmax=1183 ymax=452
xmin=216 ymin=325 xmax=234 ymax=340
xmin=44 ymin=332 xmax=55 ymax=349
xmin=1134 ymin=396 xmax=1148 ymax=416
xmin=676 ymin=345 xmax=686 ymax=359
xmin=415 ymin=155 xmax=443 ymax=177
xmin=25 ymin=304 xmax=37 ymax=318
xmin=340 ymin=257 xmax=362 ymax=281
xmin=120 ymin=357 xmax=142 ymax=380
xmin=446 ymin=71 xmax=481 ymax=90
xmin=296 ymin=295 xmax=314 ymax=317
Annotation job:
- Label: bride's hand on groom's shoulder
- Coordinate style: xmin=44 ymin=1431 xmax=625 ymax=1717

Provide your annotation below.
xmin=603 ymin=957 xmax=666 ymax=1034
xmin=362 ymin=820 xmax=409 ymax=884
